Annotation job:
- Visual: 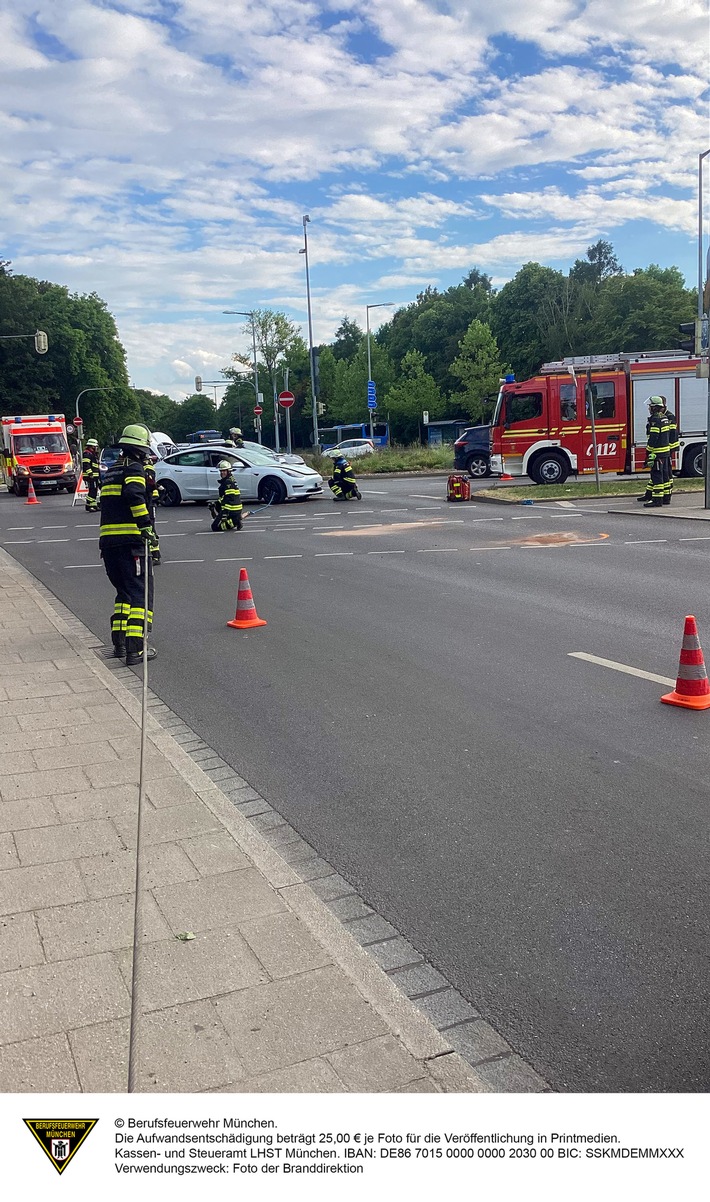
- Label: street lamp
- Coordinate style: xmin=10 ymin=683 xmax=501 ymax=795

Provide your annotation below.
xmin=299 ymin=215 xmax=319 ymax=448
xmin=699 ymin=149 xmax=710 ymax=508
xmin=224 ymin=310 xmax=261 ymax=444
xmin=74 ymin=387 xmax=108 ymax=465
xmin=366 ymin=302 xmax=395 ymax=441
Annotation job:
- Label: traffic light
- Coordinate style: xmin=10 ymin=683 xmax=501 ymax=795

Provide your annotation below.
xmin=678 ymin=321 xmax=699 ymax=355
xmin=194 ymin=375 xmax=202 ymax=392
xmin=316 ymin=402 xmax=325 ymax=416
xmin=34 ymin=330 xmax=48 ymax=354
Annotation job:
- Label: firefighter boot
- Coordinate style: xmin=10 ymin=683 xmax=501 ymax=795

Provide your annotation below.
xmin=125 ymin=638 xmax=158 ymax=666
xmin=636 ymin=492 xmax=652 ymax=503
xmin=111 ymin=633 xmax=126 ymax=659
xmin=643 ymin=499 xmax=663 ymax=508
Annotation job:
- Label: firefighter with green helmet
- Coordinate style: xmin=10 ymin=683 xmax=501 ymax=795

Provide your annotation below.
xmin=643 ymin=397 xmax=672 ymax=508
xmin=210 ymin=460 xmax=243 ymax=531
xmin=99 ymin=424 xmax=160 ymax=664
xmin=82 ymin=438 xmax=100 ymax=512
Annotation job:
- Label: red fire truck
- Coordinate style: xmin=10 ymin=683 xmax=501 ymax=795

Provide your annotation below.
xmin=489 ymin=350 xmax=707 ymax=484
xmin=1 ymin=413 xmax=77 ymax=496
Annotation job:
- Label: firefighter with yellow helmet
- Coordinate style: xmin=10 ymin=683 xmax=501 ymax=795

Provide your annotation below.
xmin=209 ymin=460 xmax=243 ymax=531
xmin=82 ymin=438 xmax=100 ymax=512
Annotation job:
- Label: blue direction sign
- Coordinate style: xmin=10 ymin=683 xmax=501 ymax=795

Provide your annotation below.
xmin=367 ymin=398 xmax=377 ymax=409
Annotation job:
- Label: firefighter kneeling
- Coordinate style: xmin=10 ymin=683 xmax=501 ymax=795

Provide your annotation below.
xmin=328 ymin=455 xmax=362 ymax=501
xmin=210 ymin=461 xmax=243 ymax=531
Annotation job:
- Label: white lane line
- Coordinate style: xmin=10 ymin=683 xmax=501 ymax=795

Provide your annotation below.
xmin=158 ymin=532 xmax=188 ymax=538
xmin=274 ymin=526 xmax=305 ymax=531
xmin=468 ymin=546 xmax=511 ymax=551
xmin=41 ymin=525 xmax=67 ymax=529
xmin=408 ymin=493 xmax=443 ymax=499
xmin=380 ymin=509 xmax=408 ymax=513
xmin=315 ymin=552 xmax=354 ymax=557
xmin=468 ymin=517 xmax=504 ymax=523
xmin=3 ymin=539 xmax=36 ymax=544
xmin=679 ymin=536 xmax=710 ymax=542
xmin=37 ymin=538 xmax=70 ymax=543
xmin=417 ymin=547 xmax=458 ymax=553
xmin=264 ymin=554 xmax=302 ymax=559
xmin=8 ymin=526 xmax=35 ymax=530
xmin=511 ymin=515 xmax=548 ymax=520
xmin=75 ymin=523 xmax=98 ymax=528
xmin=568 ymin=651 xmax=674 ymax=687
xmin=361 ymin=489 xmax=388 ymax=494
xmin=65 ymin=564 xmax=102 ymax=569
xmin=78 ymin=536 xmax=97 ymax=541
xmin=349 ymin=509 xmax=375 ymax=514
xmin=625 ymin=539 xmax=668 ymax=544
xmin=163 ymin=559 xmax=204 ymax=564
xmin=367 ymin=550 xmax=405 ymax=555
xmin=215 ymin=557 xmax=253 ymax=562
xmin=565 ymin=542 xmax=610 ymax=547
xmin=175 ymin=518 xmax=204 ymax=523
xmin=415 ymin=506 xmax=443 ymax=510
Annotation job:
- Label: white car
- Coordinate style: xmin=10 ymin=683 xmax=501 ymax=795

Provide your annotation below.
xmin=223 ymin=439 xmax=306 ymax=466
xmin=322 ymin=438 xmax=375 ymax=459
xmin=154 ymin=446 xmax=323 ymax=506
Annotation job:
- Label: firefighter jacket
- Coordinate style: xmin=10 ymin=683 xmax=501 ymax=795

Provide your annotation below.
xmin=82 ymin=447 xmax=99 ymax=480
xmin=214 ymin=473 xmax=242 ymax=524
xmin=646 ymin=412 xmax=671 ymax=459
xmin=99 ymin=455 xmax=155 ymax=550
xmin=666 ymin=409 xmax=679 ymax=454
xmin=331 ymin=460 xmax=357 ymax=490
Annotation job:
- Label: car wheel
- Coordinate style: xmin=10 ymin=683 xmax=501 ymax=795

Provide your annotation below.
xmin=258 ymin=476 xmax=287 ymax=505
xmin=160 ymin=479 xmax=182 ymax=506
xmin=466 ymin=453 xmax=490 ymax=478
xmin=683 ymin=446 xmax=705 ymax=478
xmin=528 ymin=453 xmax=569 ymax=485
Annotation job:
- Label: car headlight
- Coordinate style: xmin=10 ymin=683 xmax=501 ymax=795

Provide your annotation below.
xmin=16 ymin=465 xmax=30 ymax=475
xmin=281 ymin=469 xmax=309 ymax=478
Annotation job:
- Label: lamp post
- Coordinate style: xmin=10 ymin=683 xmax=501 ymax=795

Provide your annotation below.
xmin=299 ymin=215 xmax=319 ymax=449
xmin=699 ymin=150 xmax=710 ymax=509
xmin=74 ymin=386 xmax=108 ymax=466
xmin=366 ymin=302 xmax=394 ymax=441
xmin=224 ymin=310 xmax=261 ymax=443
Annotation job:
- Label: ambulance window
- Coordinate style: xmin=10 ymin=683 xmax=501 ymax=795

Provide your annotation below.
xmin=560 ymin=385 xmax=577 ymax=421
xmin=505 ymin=393 xmax=543 ymax=425
xmin=586 ymin=381 xmax=615 ymax=419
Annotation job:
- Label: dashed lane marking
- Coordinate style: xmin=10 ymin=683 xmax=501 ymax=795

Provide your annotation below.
xmin=679 ymin=536 xmax=710 ymax=541
xmin=65 ymin=564 xmax=102 ymax=569
xmin=367 ymin=550 xmax=405 ymax=555
xmin=163 ymin=559 xmax=205 ymax=564
xmin=417 ymin=547 xmax=458 ymax=553
xmin=264 ymin=554 xmax=303 ymax=559
xmin=568 ymin=652 xmax=675 ymax=688
xmin=315 ymin=552 xmax=354 ymax=557
xmin=415 ymin=506 xmax=443 ymax=510
xmin=8 ymin=526 xmax=35 ymax=530
xmin=37 ymin=538 xmax=70 ymax=543
xmin=625 ymin=539 xmax=668 ymax=544
xmin=215 ymin=557 xmax=252 ymax=562
xmin=40 ymin=525 xmax=67 ymax=529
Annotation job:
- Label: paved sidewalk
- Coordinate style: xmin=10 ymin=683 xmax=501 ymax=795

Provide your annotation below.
xmin=0 ymin=549 xmax=492 ymax=1095
xmin=606 ymin=491 xmax=710 ymax=519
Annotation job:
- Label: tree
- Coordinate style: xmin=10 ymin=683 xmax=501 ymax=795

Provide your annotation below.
xmin=492 ymin=263 xmax=567 ymax=377
xmin=170 ymin=394 xmax=217 ymax=441
xmin=450 ymin=321 xmax=506 ymax=422
xmin=383 ymin=351 xmax=444 ymax=442
xmin=570 ymin=239 xmax=623 ymax=286
xmin=331 ymin=317 xmax=363 ymax=361
xmin=589 ymin=265 xmax=696 ymax=352
xmin=133 ymin=389 xmax=180 ymax=435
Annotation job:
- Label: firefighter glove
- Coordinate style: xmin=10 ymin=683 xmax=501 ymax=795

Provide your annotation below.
xmin=138 ymin=525 xmax=155 ymax=543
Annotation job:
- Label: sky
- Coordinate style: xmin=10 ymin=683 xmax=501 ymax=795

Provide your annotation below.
xmin=1 ymin=0 xmax=708 ymax=401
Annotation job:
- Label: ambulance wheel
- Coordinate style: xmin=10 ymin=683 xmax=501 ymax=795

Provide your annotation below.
xmin=529 ymin=453 xmax=568 ymax=485
xmin=161 ymin=480 xmax=182 ymax=506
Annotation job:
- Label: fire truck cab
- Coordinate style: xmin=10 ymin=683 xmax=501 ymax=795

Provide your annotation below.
xmin=489 ymin=351 xmax=705 ymax=484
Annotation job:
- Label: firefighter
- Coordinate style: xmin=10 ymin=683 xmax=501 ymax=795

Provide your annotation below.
xmin=210 ymin=460 xmax=243 ymax=531
xmin=228 ymin=427 xmax=245 ymax=448
xmin=99 ymin=424 xmax=158 ymax=665
xmin=643 ymin=396 xmax=671 ymax=508
xmin=82 ymin=439 xmax=100 ymax=512
xmin=664 ymin=395 xmax=679 ymax=506
xmin=328 ymin=454 xmax=362 ymax=501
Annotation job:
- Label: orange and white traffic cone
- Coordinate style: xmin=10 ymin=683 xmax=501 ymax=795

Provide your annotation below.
xmin=227 ymin=567 xmax=267 ymax=630
xmin=25 ymin=477 xmax=40 ymax=505
xmin=661 ymin=615 xmax=710 ymax=710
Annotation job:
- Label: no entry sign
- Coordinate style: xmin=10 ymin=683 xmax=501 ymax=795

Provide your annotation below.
xmin=278 ymin=391 xmax=295 ymax=409
xmin=254 ymin=405 xmax=263 ymax=415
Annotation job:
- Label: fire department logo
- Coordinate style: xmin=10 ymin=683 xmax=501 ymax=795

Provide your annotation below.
xmin=23 ymin=1118 xmax=98 ymax=1174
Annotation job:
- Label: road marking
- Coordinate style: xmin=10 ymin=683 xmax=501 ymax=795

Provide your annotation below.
xmin=565 ymin=541 xmax=610 ymax=547
xmin=362 ymin=489 xmax=388 ymax=494
xmin=163 ymin=559 xmax=204 ymax=564
xmin=78 ymin=536 xmax=96 ymax=541
xmin=380 ymin=508 xmax=408 ymax=513
xmin=568 ymin=651 xmax=675 ymax=687
xmin=65 ymin=564 xmax=102 ymax=569
xmin=417 ymin=547 xmax=458 ymax=553
xmin=158 ymin=532 xmax=187 ymax=538
xmin=679 ymin=536 xmax=710 ymax=542
xmin=367 ymin=550 xmax=405 ymax=555
xmin=41 ymin=525 xmax=67 ymax=529
xmin=274 ymin=526 xmax=305 ymax=531
xmin=8 ymin=526 xmax=35 ymax=530
xmin=511 ymin=515 xmax=547 ymax=520
xmin=468 ymin=517 xmax=504 ymax=523
xmin=264 ymin=554 xmax=302 ymax=559
xmin=468 ymin=546 xmax=511 ymax=551
xmin=408 ymin=493 xmax=443 ymax=499
xmin=315 ymin=552 xmax=354 ymax=557
xmin=37 ymin=538 xmax=70 ymax=543
xmin=3 ymin=539 xmax=35 ymax=544
xmin=216 ymin=557 xmax=252 ymax=561
xmin=175 ymin=518 xmax=204 ymax=523
xmin=625 ymin=539 xmax=668 ymax=544
xmin=415 ymin=506 xmax=442 ymax=510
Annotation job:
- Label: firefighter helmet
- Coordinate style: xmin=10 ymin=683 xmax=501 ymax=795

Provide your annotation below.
xmin=86 ymin=438 xmax=99 ymax=448
xmin=647 ymin=395 xmax=666 ymax=411
xmin=334 ymin=455 xmax=347 ymax=465
xmin=229 ymin=427 xmax=242 ymax=437
xmin=119 ymin=424 xmax=152 ymax=449
xmin=217 ymin=460 xmax=232 ymax=472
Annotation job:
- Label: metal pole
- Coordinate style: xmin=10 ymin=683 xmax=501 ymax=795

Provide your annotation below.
xmin=586 ymin=369 xmax=601 ymax=493
xmin=302 ymin=216 xmax=319 ymax=448
xmin=127 ymin=539 xmax=151 ymax=1091
xmin=286 ymin=406 xmax=292 ymax=455
xmin=366 ymin=307 xmax=373 ymax=441
xmin=700 ymin=151 xmax=710 ymax=510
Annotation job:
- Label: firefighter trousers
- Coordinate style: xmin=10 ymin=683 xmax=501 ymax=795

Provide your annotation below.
xmin=649 ymin=454 xmax=670 ymax=503
xmin=101 ymin=544 xmax=154 ymax=653
xmin=85 ymin=476 xmax=99 ymax=509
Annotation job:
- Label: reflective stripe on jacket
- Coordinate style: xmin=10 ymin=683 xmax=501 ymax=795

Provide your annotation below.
xmin=82 ymin=449 xmax=99 ymax=480
xmin=99 ymin=456 xmax=151 ymax=548
xmin=646 ymin=413 xmax=671 ymax=455
xmin=216 ymin=473 xmax=242 ymax=517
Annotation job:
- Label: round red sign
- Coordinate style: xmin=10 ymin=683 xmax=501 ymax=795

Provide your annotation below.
xmin=278 ymin=391 xmax=295 ymax=409
xmin=253 ymin=406 xmax=263 ymax=415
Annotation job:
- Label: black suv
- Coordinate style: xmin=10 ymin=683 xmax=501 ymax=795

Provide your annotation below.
xmin=453 ymin=425 xmax=492 ymax=478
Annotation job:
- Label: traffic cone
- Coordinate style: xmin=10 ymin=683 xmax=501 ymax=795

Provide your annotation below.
xmin=25 ymin=477 xmax=40 ymax=505
xmin=227 ymin=567 xmax=267 ymax=630
xmin=661 ymin=616 xmax=710 ymax=710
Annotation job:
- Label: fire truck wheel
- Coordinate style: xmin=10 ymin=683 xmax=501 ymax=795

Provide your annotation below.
xmin=529 ymin=452 xmax=568 ymax=486
xmin=682 ymin=446 xmax=705 ymax=478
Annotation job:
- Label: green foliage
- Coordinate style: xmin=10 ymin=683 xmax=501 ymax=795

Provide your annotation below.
xmin=382 ymin=350 xmax=444 ymax=442
xmin=171 ymin=394 xmax=217 ymax=440
xmin=588 ymin=265 xmax=695 ymax=352
xmin=450 ymin=321 xmax=505 ymax=421
xmin=491 ymin=262 xmax=567 ymax=378
xmin=133 ymin=389 xmax=181 ymax=436
xmin=331 ymin=316 xmax=363 ymax=361
xmin=0 ymin=266 xmax=134 ymax=443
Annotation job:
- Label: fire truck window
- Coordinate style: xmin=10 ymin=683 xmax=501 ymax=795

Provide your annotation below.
xmin=559 ymin=385 xmax=577 ymax=421
xmin=585 ymin=381 xmax=615 ymax=420
xmin=505 ymin=393 xmax=543 ymax=425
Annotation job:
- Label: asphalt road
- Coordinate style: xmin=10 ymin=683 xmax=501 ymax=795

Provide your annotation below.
xmin=3 ymin=478 xmax=710 ymax=1093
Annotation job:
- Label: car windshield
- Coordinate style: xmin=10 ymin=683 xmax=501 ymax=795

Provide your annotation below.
xmin=238 ymin=447 xmax=296 ymax=468
xmin=13 ymin=433 xmax=68 ymax=455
